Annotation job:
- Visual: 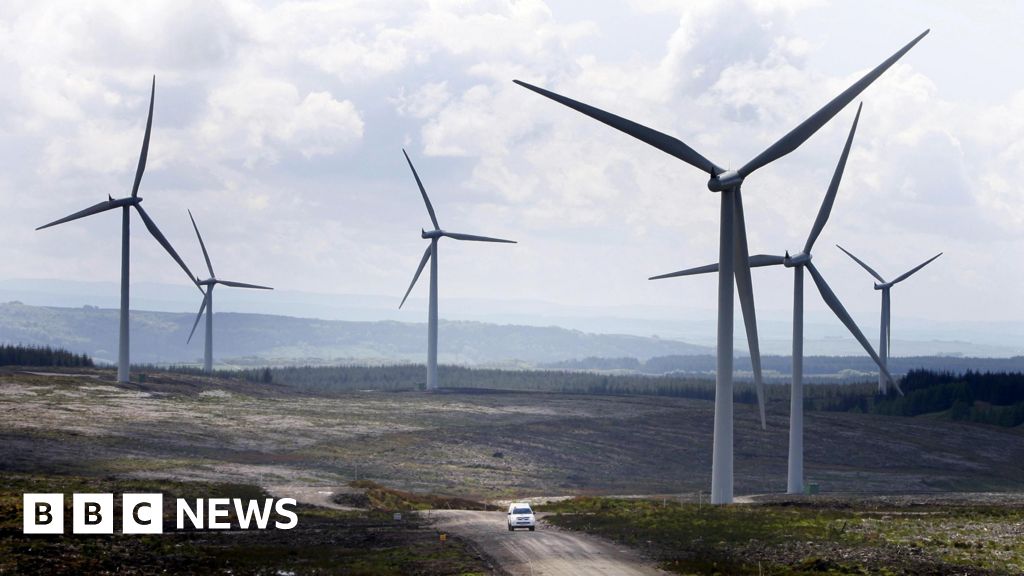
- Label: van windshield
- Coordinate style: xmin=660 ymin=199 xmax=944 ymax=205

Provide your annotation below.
xmin=513 ymin=507 xmax=532 ymax=514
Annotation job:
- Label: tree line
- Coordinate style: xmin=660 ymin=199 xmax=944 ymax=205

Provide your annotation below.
xmin=151 ymin=363 xmax=1024 ymax=428
xmin=544 ymin=354 xmax=1024 ymax=379
xmin=806 ymin=369 xmax=1024 ymax=427
xmin=0 ymin=343 xmax=94 ymax=367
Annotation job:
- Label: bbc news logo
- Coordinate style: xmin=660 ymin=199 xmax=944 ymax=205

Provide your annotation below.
xmin=24 ymin=493 xmax=298 ymax=534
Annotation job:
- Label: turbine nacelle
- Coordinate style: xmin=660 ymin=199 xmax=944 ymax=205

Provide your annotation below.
xmin=421 ymin=228 xmax=444 ymax=240
xmin=784 ymin=252 xmax=812 ymax=268
xmin=707 ymin=170 xmax=742 ymax=192
xmin=109 ymin=196 xmax=142 ymax=209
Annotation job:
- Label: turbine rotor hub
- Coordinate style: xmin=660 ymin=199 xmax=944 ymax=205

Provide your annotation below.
xmin=784 ymin=252 xmax=811 ymax=267
xmin=707 ymin=170 xmax=743 ymax=192
xmin=110 ymin=196 xmax=141 ymax=208
xmin=421 ymin=229 xmax=443 ymax=240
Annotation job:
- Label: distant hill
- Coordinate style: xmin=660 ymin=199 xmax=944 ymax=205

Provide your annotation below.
xmin=0 ymin=301 xmax=709 ymax=367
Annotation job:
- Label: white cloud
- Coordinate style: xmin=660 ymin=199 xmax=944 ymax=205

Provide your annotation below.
xmin=201 ymin=78 xmax=368 ymax=166
xmin=1 ymin=0 xmax=1023 ymax=331
xmin=394 ymin=81 xmax=451 ymax=119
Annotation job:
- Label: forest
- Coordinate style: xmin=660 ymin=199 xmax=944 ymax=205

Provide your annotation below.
xmin=808 ymin=369 xmax=1024 ymax=427
xmin=544 ymin=354 xmax=1024 ymax=378
xmin=0 ymin=343 xmax=94 ymax=367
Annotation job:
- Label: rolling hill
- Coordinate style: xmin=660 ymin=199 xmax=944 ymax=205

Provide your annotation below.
xmin=0 ymin=301 xmax=708 ymax=366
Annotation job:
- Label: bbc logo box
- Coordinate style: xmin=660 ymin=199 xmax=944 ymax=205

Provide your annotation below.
xmin=23 ymin=494 xmax=64 ymax=534
xmin=24 ymin=493 xmax=164 ymax=535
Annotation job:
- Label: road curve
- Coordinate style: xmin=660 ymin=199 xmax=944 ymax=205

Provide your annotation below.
xmin=430 ymin=510 xmax=669 ymax=576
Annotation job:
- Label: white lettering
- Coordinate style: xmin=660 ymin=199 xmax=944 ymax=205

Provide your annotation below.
xmin=207 ymin=498 xmax=231 ymax=529
xmin=233 ymin=498 xmax=274 ymax=529
xmin=274 ymin=498 xmax=298 ymax=529
xmin=176 ymin=499 xmax=204 ymax=530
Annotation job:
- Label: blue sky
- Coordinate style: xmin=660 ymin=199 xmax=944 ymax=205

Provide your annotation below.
xmin=1 ymin=0 xmax=1022 ymax=329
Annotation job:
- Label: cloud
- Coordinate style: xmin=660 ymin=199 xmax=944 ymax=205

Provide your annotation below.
xmin=200 ymin=79 xmax=364 ymax=165
xmin=1 ymin=0 xmax=1023 ymax=329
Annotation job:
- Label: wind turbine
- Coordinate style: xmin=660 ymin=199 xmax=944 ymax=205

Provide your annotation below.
xmin=837 ymin=245 xmax=942 ymax=392
xmin=398 ymin=149 xmax=516 ymax=390
xmin=185 ymin=210 xmax=273 ymax=373
xmin=36 ymin=77 xmax=196 ymax=383
xmin=514 ymin=30 xmax=927 ymax=504
xmin=651 ymin=103 xmax=901 ymax=495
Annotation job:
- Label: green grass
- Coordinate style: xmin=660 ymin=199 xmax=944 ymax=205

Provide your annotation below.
xmin=538 ymin=497 xmax=1024 ymax=575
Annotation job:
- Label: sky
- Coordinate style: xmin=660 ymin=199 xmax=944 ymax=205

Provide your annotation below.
xmin=1 ymin=0 xmax=1023 ymax=333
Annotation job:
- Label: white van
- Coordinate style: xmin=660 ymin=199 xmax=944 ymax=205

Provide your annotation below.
xmin=507 ymin=502 xmax=536 ymax=531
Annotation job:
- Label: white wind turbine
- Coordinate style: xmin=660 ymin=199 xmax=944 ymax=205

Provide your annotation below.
xmin=399 ymin=149 xmax=516 ymax=390
xmin=651 ymin=103 xmax=901 ymax=495
xmin=186 ymin=210 xmax=273 ymax=373
xmin=515 ymin=30 xmax=927 ymax=503
xmin=36 ymin=77 xmax=196 ymax=383
xmin=837 ymin=245 xmax=942 ymax=392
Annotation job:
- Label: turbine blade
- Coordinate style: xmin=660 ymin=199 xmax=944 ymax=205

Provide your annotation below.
xmin=399 ymin=245 xmax=432 ymax=309
xmin=733 ymin=190 xmax=767 ymax=429
xmin=649 ymin=263 xmax=719 ymax=280
xmin=443 ymin=231 xmax=517 ymax=243
xmin=749 ymin=254 xmax=787 ymax=267
xmin=890 ymin=252 xmax=942 ymax=285
xmin=738 ymin=30 xmax=927 ymax=178
xmin=217 ymin=279 xmax=273 ymax=290
xmin=402 ymin=149 xmax=440 ymax=230
xmin=135 ymin=204 xmax=195 ymax=283
xmin=807 ymin=262 xmax=902 ymax=395
xmin=513 ymin=79 xmax=723 ymax=175
xmin=36 ymin=199 xmax=119 ymax=230
xmin=187 ymin=290 xmax=209 ymax=345
xmin=804 ymin=103 xmax=862 ymax=254
xmin=836 ymin=244 xmax=886 ymax=284
xmin=188 ymin=209 xmax=215 ymax=278
xmin=132 ymin=76 xmax=155 ymax=198
xmin=649 ymin=254 xmax=783 ymax=280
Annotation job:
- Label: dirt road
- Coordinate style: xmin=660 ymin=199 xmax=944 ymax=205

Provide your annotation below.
xmin=431 ymin=510 xmax=669 ymax=576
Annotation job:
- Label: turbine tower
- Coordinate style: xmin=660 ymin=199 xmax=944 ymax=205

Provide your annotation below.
xmin=515 ymin=30 xmax=927 ymax=504
xmin=651 ymin=103 xmax=902 ymax=495
xmin=837 ymin=245 xmax=942 ymax=392
xmin=36 ymin=77 xmax=196 ymax=383
xmin=399 ymin=150 xmax=516 ymax=390
xmin=186 ymin=210 xmax=273 ymax=373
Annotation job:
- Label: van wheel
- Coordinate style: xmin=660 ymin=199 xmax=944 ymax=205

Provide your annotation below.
xmin=529 ymin=526 xmax=535 ymax=531
xmin=508 ymin=525 xmax=513 ymax=531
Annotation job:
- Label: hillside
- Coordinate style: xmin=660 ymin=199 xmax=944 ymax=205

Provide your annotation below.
xmin=0 ymin=301 xmax=707 ymax=366
xmin=2 ymin=368 xmax=1022 ymax=498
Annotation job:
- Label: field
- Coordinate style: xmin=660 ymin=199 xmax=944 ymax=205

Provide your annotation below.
xmin=539 ymin=494 xmax=1024 ymax=575
xmin=1 ymin=366 xmax=1024 ymax=574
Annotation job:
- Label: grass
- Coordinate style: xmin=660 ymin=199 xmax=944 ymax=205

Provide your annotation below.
xmin=345 ymin=479 xmax=489 ymax=512
xmin=537 ymin=497 xmax=1024 ymax=575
